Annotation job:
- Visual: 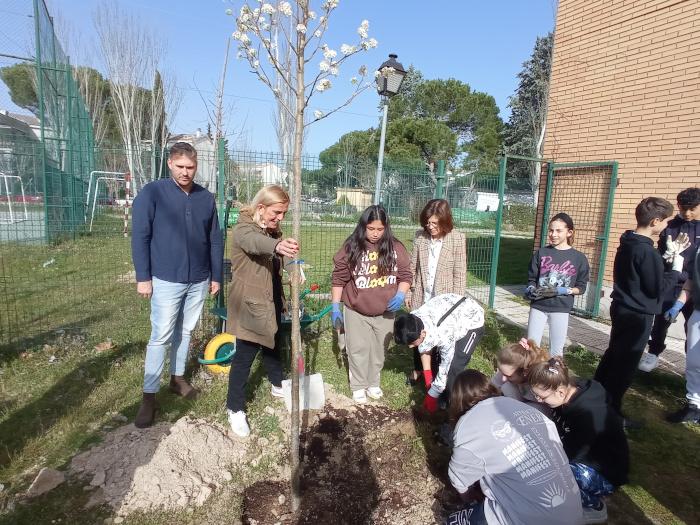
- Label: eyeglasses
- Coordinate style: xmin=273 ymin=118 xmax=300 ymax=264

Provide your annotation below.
xmin=533 ymin=389 xmax=556 ymax=403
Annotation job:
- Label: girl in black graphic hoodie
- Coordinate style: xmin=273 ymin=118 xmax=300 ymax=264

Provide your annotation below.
xmin=529 ymin=357 xmax=629 ymax=523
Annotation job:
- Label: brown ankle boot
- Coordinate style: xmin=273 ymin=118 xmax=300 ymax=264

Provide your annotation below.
xmin=169 ymin=375 xmax=198 ymax=399
xmin=134 ymin=393 xmax=157 ymax=428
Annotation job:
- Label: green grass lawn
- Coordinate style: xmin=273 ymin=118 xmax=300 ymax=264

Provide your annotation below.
xmin=8 ymin=221 xmax=696 ymax=523
xmin=1 ymin=220 xmax=532 ymax=353
xmin=1 ymin=297 xmax=698 ymax=523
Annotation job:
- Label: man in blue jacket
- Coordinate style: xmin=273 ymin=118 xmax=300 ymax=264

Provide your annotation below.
xmin=131 ymin=142 xmax=223 ymax=428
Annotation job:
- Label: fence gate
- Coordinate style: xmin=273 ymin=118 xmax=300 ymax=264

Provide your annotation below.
xmin=540 ymin=162 xmax=618 ymax=317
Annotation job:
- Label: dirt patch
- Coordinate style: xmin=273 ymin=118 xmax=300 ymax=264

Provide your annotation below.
xmin=70 ymin=416 xmax=249 ymax=516
xmin=243 ymin=404 xmax=451 ymax=525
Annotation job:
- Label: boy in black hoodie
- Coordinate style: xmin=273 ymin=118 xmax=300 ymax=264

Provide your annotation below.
xmin=594 ymin=197 xmax=688 ymax=416
xmin=639 ymin=187 xmax=700 ymax=372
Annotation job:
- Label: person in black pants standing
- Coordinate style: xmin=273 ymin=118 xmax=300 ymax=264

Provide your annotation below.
xmin=594 ymin=197 xmax=688 ymax=421
xmin=639 ymin=187 xmax=700 ymax=372
xmin=224 ymin=185 xmax=300 ymax=438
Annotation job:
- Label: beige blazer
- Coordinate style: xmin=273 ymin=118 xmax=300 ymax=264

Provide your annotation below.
xmin=406 ymin=229 xmax=467 ymax=310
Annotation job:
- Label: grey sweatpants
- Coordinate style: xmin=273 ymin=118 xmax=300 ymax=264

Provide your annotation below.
xmin=686 ymin=309 xmax=700 ymax=408
xmin=527 ymin=308 xmax=570 ymax=357
xmin=344 ymin=306 xmax=395 ymax=392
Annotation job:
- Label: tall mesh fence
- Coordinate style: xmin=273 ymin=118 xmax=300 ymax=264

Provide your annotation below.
xmin=0 ymin=143 xmax=522 ymax=348
xmin=536 ymin=163 xmax=617 ymax=317
xmin=0 ymin=1 xmax=517 ymax=350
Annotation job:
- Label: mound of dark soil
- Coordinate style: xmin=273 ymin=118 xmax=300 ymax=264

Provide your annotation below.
xmin=242 ymin=405 xmax=454 ymax=525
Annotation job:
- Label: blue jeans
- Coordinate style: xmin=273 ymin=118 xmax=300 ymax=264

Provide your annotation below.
xmin=570 ymin=462 xmax=614 ymax=508
xmin=143 ymin=277 xmax=209 ymax=393
xmin=445 ymin=501 xmax=487 ymax=525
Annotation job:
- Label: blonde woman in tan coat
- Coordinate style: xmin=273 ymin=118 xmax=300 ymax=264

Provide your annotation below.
xmin=225 ymin=185 xmax=299 ymax=437
xmin=406 ymin=199 xmax=467 ymax=388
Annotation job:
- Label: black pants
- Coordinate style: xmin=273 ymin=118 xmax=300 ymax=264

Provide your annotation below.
xmin=420 ymin=326 xmax=484 ymax=405
xmin=594 ymin=302 xmax=653 ymax=413
xmin=648 ymin=299 xmax=694 ymax=355
xmin=445 ymin=327 xmax=485 ymax=396
xmin=226 ymin=334 xmax=283 ymax=412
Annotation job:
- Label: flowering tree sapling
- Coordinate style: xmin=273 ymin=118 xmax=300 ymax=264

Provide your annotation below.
xmin=227 ymin=0 xmax=378 ymax=510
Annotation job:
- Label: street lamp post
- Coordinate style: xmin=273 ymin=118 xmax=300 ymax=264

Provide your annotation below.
xmin=373 ymin=53 xmax=406 ymax=205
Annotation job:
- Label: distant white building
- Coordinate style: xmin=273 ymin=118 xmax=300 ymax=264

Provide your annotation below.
xmin=167 ymin=130 xmax=217 ymax=192
xmin=0 ymin=109 xmax=40 ymax=139
xmin=476 ymin=192 xmax=500 ymax=212
xmin=252 ymin=162 xmax=288 ymax=186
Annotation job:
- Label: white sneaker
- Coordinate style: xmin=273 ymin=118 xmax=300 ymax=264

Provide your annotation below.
xmin=638 ymin=353 xmax=659 ymax=372
xmin=270 ymin=385 xmax=284 ymax=398
xmin=366 ymin=387 xmax=384 ymax=400
xmin=227 ymin=409 xmax=250 ymax=437
xmin=582 ymin=501 xmax=607 ymax=524
xmin=352 ymin=389 xmax=368 ymax=404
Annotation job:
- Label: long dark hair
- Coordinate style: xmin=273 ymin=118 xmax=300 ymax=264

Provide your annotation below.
xmin=449 ymin=369 xmax=501 ymax=424
xmin=345 ymin=205 xmax=396 ymax=276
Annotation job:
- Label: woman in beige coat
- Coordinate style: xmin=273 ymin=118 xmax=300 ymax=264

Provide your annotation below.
xmin=225 ymin=185 xmax=299 ymax=437
xmin=406 ymin=199 xmax=467 ymax=387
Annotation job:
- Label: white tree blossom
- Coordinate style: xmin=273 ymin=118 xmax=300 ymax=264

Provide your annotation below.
xmin=279 ymin=2 xmax=292 ymax=15
xmin=357 ymin=19 xmax=369 ymax=38
xmin=228 ymin=1 xmax=377 ymax=509
xmin=316 ymin=78 xmax=332 ymax=91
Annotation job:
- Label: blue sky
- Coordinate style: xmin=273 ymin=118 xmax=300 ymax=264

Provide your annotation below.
xmin=28 ymin=1 xmax=557 ymax=154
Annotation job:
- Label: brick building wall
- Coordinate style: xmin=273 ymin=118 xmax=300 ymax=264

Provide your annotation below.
xmin=540 ymin=0 xmax=700 ymax=306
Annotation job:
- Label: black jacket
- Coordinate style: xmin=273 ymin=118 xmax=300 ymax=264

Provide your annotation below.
xmin=658 ymin=216 xmax=700 ymax=288
xmin=611 ymin=231 xmax=679 ymax=314
xmin=553 ymin=379 xmax=629 ymax=487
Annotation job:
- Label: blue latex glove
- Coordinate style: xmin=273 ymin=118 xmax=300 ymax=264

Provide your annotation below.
xmin=556 ymin=287 xmax=570 ymax=296
xmin=387 ymin=291 xmax=405 ymax=312
xmin=664 ymin=300 xmax=685 ymax=322
xmin=331 ymin=303 xmax=343 ymax=327
xmin=524 ymin=285 xmax=537 ymax=300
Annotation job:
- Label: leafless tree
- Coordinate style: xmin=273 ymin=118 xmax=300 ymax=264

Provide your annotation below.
xmin=94 ymin=1 xmax=179 ymax=192
xmin=231 ymin=0 xmax=378 ymax=510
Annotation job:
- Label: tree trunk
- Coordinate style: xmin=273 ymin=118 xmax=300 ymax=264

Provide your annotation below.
xmin=533 ymin=122 xmax=546 ymax=208
xmin=290 ymin=1 xmax=307 ymax=512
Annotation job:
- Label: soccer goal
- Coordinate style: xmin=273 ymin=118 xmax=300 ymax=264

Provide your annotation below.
xmin=0 ymin=172 xmax=29 ymax=224
xmin=89 ymin=176 xmax=128 ymax=232
xmin=85 ymin=170 xmax=127 ymax=224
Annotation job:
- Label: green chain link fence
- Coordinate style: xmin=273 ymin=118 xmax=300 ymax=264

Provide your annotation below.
xmin=0 ymin=1 xmax=539 ymax=351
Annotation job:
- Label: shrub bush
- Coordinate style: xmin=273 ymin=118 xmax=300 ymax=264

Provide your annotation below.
xmin=502 ymin=204 xmax=535 ymax=231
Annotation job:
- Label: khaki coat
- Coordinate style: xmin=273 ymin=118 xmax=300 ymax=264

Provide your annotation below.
xmin=226 ymin=211 xmax=284 ymax=348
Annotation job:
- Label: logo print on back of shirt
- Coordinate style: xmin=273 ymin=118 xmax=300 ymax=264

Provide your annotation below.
xmin=490 ymin=420 xmax=513 ymax=441
xmin=539 ymin=483 xmax=566 ymax=508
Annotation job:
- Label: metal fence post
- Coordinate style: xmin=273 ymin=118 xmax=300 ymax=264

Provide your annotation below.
xmin=591 ymin=161 xmax=618 ymax=317
xmin=434 ymin=160 xmax=445 ymax=199
xmin=33 ymin=0 xmax=50 ymax=243
xmin=488 ymin=155 xmax=507 ymax=309
xmin=540 ymin=163 xmax=555 ymax=248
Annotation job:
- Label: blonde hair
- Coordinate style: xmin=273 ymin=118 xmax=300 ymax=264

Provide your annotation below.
xmin=242 ymin=185 xmax=290 ymax=224
xmin=496 ymin=338 xmax=549 ymax=378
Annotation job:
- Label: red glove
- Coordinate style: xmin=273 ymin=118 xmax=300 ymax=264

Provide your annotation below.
xmin=423 ymin=393 xmax=438 ymax=413
xmin=423 ymin=370 xmax=433 ymax=389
